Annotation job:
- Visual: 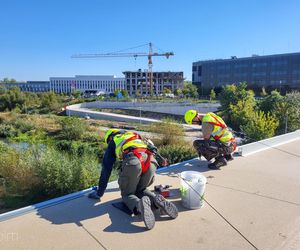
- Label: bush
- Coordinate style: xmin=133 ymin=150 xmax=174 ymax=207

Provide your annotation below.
xmin=0 ymin=142 xmax=101 ymax=208
xmin=219 ymin=83 xmax=256 ymax=129
xmin=285 ymin=91 xmax=300 ymax=132
xmin=59 ymin=117 xmax=88 ymax=140
xmin=33 ymin=147 xmax=99 ymax=196
xmin=0 ymin=143 xmax=40 ymax=197
xmin=9 ymin=119 xmax=35 ymax=133
xmin=241 ymin=111 xmax=278 ymax=142
xmin=150 ymin=119 xmax=185 ymax=146
xmin=159 ymin=144 xmax=197 ymax=165
xmin=0 ymin=124 xmax=18 ymax=138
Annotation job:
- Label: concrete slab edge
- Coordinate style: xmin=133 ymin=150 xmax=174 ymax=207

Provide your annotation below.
xmin=1 ymin=130 xmax=298 ymax=222
xmin=0 ymin=158 xmax=198 ymax=222
xmin=237 ymin=129 xmax=300 ymax=157
xmin=0 ymin=181 xmax=116 ymax=223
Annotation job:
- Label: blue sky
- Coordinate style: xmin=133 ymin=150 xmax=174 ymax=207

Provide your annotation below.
xmin=1 ymin=0 xmax=300 ymax=81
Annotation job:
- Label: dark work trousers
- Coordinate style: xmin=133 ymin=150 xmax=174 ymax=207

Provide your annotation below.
xmin=193 ymin=139 xmax=235 ymax=161
xmin=118 ymin=152 xmax=158 ymax=212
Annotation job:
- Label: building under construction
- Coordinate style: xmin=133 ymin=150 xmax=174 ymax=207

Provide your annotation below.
xmin=124 ymin=70 xmax=184 ymax=96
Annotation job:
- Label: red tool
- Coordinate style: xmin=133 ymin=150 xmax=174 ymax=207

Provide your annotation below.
xmin=154 ymin=185 xmax=171 ymax=198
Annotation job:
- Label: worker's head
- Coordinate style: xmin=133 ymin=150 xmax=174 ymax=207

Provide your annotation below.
xmin=104 ymin=128 xmax=121 ymax=144
xmin=184 ymin=110 xmax=201 ymax=125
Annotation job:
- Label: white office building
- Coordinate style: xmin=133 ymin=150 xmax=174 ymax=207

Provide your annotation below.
xmin=49 ymin=75 xmax=126 ymax=94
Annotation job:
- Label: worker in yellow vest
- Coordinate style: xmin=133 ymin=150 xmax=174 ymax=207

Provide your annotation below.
xmin=88 ymin=128 xmax=178 ymax=230
xmin=184 ymin=110 xmax=236 ymax=169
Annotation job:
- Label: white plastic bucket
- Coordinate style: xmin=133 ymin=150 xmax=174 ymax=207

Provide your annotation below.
xmin=180 ymin=171 xmax=207 ymax=209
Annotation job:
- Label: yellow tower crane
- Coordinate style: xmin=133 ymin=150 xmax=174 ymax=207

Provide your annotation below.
xmin=72 ymin=43 xmax=174 ymax=96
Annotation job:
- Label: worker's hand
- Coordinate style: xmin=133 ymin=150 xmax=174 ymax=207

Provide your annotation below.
xmin=160 ymin=159 xmax=168 ymax=167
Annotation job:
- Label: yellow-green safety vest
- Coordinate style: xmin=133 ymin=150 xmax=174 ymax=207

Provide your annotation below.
xmin=113 ymin=131 xmax=148 ymax=159
xmin=202 ymin=112 xmax=234 ymax=143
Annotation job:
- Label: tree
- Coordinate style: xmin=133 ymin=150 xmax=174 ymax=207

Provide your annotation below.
xmin=230 ymin=98 xmax=255 ymax=130
xmin=0 ymin=86 xmax=6 ymax=95
xmin=0 ymin=78 xmax=17 ymax=83
xmin=72 ymin=90 xmax=81 ymax=99
xmin=135 ymin=89 xmax=141 ymax=98
xmin=174 ymin=88 xmax=182 ymax=97
xmin=274 ymin=91 xmax=300 ymax=134
xmin=163 ymin=88 xmax=172 ymax=95
xmin=39 ymin=92 xmax=62 ymax=112
xmin=121 ymin=89 xmax=129 ymax=97
xmin=182 ymin=82 xmax=198 ymax=98
xmin=258 ymin=90 xmax=283 ymax=114
xmin=209 ymin=89 xmax=216 ymax=101
xmin=0 ymin=87 xmax=26 ymax=111
xmin=260 ymin=87 xmax=267 ymax=97
xmin=219 ymin=82 xmax=256 ymax=129
xmin=241 ymin=111 xmax=278 ymax=142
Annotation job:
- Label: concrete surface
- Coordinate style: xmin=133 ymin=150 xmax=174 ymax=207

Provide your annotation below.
xmin=65 ymin=100 xmax=218 ymax=126
xmin=1 ymin=139 xmax=300 ymax=250
xmin=70 ymin=101 xmax=220 ymax=115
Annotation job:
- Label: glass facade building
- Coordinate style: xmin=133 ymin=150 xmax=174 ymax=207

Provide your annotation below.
xmin=192 ymin=52 xmax=300 ymax=93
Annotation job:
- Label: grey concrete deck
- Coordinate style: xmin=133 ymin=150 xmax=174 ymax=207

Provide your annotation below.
xmin=1 ymin=139 xmax=300 ymax=250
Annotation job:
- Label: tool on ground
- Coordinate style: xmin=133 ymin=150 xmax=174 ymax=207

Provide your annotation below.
xmin=154 ymin=185 xmax=172 ymax=198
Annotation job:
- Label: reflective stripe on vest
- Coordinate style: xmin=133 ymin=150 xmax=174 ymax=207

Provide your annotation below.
xmin=202 ymin=113 xmax=233 ymax=143
xmin=113 ymin=131 xmax=148 ymax=159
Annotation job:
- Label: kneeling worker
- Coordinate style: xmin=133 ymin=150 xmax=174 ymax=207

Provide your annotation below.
xmin=88 ymin=128 xmax=178 ymax=230
xmin=184 ymin=110 xmax=236 ymax=169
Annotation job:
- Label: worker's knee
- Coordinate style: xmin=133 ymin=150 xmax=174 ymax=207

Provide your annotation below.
xmin=193 ymin=139 xmax=205 ymax=150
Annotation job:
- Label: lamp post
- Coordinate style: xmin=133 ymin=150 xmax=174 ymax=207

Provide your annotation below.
xmin=139 ymin=107 xmax=142 ymax=125
xmin=279 ymin=80 xmax=282 ymax=94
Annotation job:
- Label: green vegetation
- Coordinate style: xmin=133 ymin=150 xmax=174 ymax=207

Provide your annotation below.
xmin=149 ymin=119 xmax=197 ymax=165
xmin=209 ymin=89 xmax=216 ymax=101
xmin=1 ymin=82 xmax=299 ymax=211
xmin=0 ymin=111 xmax=196 ymax=211
xmin=0 ymin=78 xmax=17 ymax=83
xmin=218 ymin=83 xmax=300 ymax=142
xmin=0 ymin=113 xmax=106 ymax=209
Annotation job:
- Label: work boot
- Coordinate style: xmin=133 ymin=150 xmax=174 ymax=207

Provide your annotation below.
xmin=208 ymin=156 xmax=227 ymax=170
xmin=88 ymin=191 xmax=101 ymax=200
xmin=224 ymin=154 xmax=234 ymax=161
xmin=137 ymin=196 xmax=155 ymax=230
xmin=154 ymin=194 xmax=178 ymax=219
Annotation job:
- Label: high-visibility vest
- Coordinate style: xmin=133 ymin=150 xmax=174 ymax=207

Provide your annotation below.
xmin=113 ymin=131 xmax=148 ymax=159
xmin=113 ymin=131 xmax=151 ymax=174
xmin=202 ymin=112 xmax=234 ymax=143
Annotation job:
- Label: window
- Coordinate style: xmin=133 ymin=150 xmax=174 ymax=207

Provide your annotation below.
xmin=198 ymin=66 xmax=202 ymax=76
xmin=234 ymin=63 xmax=248 ymax=68
xmin=271 ymin=60 xmax=288 ymax=66
xmin=252 ymin=62 xmax=267 ymax=67
xmin=270 ymin=71 xmax=286 ymax=76
xmin=252 ymin=72 xmax=266 ymax=77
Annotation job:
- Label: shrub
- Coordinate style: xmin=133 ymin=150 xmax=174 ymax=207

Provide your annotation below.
xmin=9 ymin=119 xmax=35 ymax=133
xmin=158 ymin=144 xmax=198 ymax=165
xmin=33 ymin=147 xmax=99 ymax=196
xmin=59 ymin=117 xmax=88 ymax=140
xmin=150 ymin=119 xmax=185 ymax=146
xmin=0 ymin=124 xmax=18 ymax=138
xmin=241 ymin=111 xmax=278 ymax=142
xmin=0 ymin=143 xmax=40 ymax=197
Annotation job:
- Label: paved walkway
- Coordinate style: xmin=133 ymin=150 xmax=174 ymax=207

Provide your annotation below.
xmin=1 ymin=139 xmax=299 ymax=250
